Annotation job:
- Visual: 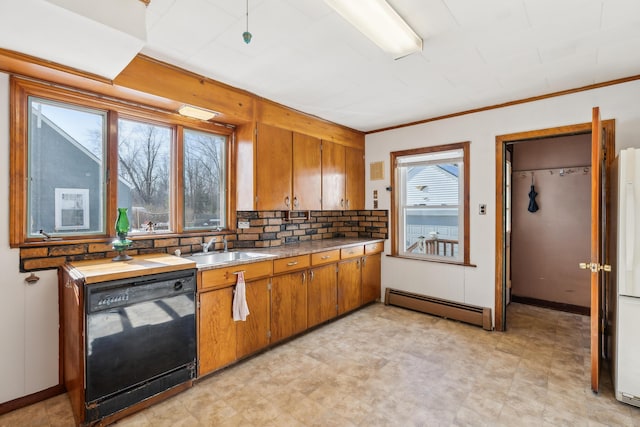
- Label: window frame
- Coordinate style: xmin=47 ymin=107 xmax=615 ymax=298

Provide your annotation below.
xmin=10 ymin=77 xmax=236 ymax=247
xmin=390 ymin=141 xmax=471 ymax=265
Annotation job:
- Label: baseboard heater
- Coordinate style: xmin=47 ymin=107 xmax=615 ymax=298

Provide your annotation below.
xmin=384 ymin=288 xmax=492 ymax=331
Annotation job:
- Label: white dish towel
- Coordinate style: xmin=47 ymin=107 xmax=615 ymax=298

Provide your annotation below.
xmin=233 ymin=271 xmax=250 ymax=321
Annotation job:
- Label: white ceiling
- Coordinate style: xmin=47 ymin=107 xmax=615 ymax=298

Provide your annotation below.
xmin=2 ymin=1 xmax=640 ymax=132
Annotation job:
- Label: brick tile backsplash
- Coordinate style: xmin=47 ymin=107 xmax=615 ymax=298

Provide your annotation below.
xmin=19 ymin=210 xmax=388 ymax=271
xmin=236 ymin=209 xmax=388 ymax=248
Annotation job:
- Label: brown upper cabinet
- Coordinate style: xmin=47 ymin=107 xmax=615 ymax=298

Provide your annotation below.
xmin=322 ymin=141 xmax=365 ymax=210
xmin=293 ymin=133 xmax=322 ymax=211
xmin=321 ymin=140 xmax=346 ymax=210
xmin=345 ymin=146 xmax=365 ymax=210
xmin=256 ymin=123 xmax=293 ymax=210
xmin=256 ymin=123 xmax=322 ymax=211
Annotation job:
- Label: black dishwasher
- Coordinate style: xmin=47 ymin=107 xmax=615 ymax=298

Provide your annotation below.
xmin=84 ymin=269 xmax=196 ymax=421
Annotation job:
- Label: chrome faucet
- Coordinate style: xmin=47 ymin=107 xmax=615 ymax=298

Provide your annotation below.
xmin=202 ymin=237 xmax=216 ymax=253
xmin=223 ymin=236 xmax=228 ymax=252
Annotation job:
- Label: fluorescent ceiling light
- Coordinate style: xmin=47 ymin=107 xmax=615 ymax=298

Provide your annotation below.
xmin=178 ymin=105 xmax=219 ymax=121
xmin=325 ymin=0 xmax=422 ymax=59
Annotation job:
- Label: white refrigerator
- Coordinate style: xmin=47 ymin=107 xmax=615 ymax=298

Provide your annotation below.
xmin=612 ymin=147 xmax=640 ymax=407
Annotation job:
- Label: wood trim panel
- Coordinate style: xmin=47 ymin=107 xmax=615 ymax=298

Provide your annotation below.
xmin=235 ymin=122 xmax=257 ymax=211
xmin=9 ymin=78 xmax=27 ymax=246
xmin=256 ymin=100 xmax=363 ymax=149
xmin=511 ymin=295 xmax=589 ymax=316
xmin=0 ymin=49 xmax=364 ymax=145
xmin=174 ymin=125 xmax=185 ymax=233
xmin=369 ymin=74 xmax=640 ymax=134
xmin=0 ymin=384 xmax=65 ymax=416
xmin=113 ymin=55 xmax=255 ymax=125
xmin=590 ymin=107 xmax=602 ymax=393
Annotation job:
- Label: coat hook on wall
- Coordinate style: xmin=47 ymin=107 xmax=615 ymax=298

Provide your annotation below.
xmin=25 ymin=272 xmax=40 ymax=284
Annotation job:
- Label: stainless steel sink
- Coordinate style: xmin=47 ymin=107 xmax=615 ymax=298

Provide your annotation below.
xmin=185 ymin=251 xmax=276 ymax=267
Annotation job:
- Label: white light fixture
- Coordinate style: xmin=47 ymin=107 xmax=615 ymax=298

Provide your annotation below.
xmin=178 ymin=105 xmax=219 ymax=121
xmin=324 ymin=0 xmax=422 ymax=59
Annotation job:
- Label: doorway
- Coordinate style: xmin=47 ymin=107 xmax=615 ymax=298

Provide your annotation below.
xmin=507 ymin=134 xmax=592 ymax=315
xmin=494 ymin=118 xmax=615 ymax=332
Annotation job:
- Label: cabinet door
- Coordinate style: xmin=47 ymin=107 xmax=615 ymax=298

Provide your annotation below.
xmin=361 ymin=253 xmax=381 ymax=304
xmin=236 ymin=278 xmax=271 ymax=358
xmin=338 ymin=258 xmax=362 ymax=315
xmin=271 ymin=271 xmax=307 ymax=343
xmin=321 ymin=140 xmax=346 ymax=210
xmin=291 ymin=271 xmax=308 ymax=336
xmin=256 ymin=123 xmax=292 ymax=210
xmin=308 ymin=264 xmax=338 ymax=328
xmin=293 ymin=132 xmax=322 ymax=210
xmin=199 ymin=287 xmax=236 ymax=376
xmin=345 ymin=147 xmax=364 ymax=210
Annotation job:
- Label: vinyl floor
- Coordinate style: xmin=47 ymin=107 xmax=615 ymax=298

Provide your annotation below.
xmin=1 ymin=302 xmax=639 ymax=426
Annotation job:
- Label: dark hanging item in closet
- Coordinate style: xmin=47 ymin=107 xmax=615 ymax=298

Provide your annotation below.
xmin=528 ymin=174 xmax=539 ymax=213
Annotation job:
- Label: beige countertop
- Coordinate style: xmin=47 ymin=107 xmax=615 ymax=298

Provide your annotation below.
xmin=66 ymin=253 xmax=197 ymax=284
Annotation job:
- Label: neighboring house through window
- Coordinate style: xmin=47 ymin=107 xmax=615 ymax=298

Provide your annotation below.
xmin=391 ymin=142 xmax=470 ymax=264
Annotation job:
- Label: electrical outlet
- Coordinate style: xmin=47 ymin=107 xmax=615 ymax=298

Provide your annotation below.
xmin=479 ymin=204 xmax=487 ymax=215
xmin=238 ymin=221 xmax=250 ymax=229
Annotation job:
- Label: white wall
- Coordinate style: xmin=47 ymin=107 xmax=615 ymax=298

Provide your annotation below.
xmin=366 ymin=80 xmax=640 ymax=325
xmin=0 ymin=73 xmax=59 ymax=404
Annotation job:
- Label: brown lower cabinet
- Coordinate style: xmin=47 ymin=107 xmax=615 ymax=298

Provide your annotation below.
xmin=198 ymin=287 xmax=236 ymax=376
xmin=361 ymin=253 xmax=382 ymax=304
xmin=236 ymin=278 xmax=271 ymax=358
xmin=337 ymin=258 xmax=362 ymax=315
xmin=271 ymin=270 xmax=307 ymax=343
xmin=307 ymin=263 xmax=338 ymax=328
xmin=197 ymin=242 xmax=382 ymax=378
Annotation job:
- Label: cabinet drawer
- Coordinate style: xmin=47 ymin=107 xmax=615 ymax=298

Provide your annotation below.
xmin=365 ymin=242 xmax=383 ymax=254
xmin=273 ymin=255 xmax=310 ymax=274
xmin=340 ymin=245 xmax=364 ymax=259
xmin=311 ymin=250 xmax=340 ymax=266
xmin=200 ymin=260 xmax=273 ymax=290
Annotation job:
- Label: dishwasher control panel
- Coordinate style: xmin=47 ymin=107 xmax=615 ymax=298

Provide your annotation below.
xmin=86 ymin=269 xmax=196 ymax=313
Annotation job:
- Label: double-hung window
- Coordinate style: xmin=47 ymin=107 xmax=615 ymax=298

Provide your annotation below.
xmin=391 ymin=142 xmax=470 ymax=264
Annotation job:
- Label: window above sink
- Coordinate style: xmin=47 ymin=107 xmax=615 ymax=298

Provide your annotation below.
xmin=10 ymin=77 xmax=234 ymax=247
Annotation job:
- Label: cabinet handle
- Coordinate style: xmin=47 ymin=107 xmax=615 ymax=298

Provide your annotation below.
xmin=285 ymin=196 xmax=290 ymax=207
xmin=302 ymin=272 xmax=306 ymax=282
xmin=310 ymin=270 xmax=314 ymax=281
xmin=287 ymin=261 xmax=299 ymax=266
xmin=346 ymin=199 xmax=350 ymax=209
xmin=356 ymin=259 xmax=360 ymax=268
xmin=293 ymin=196 xmax=299 ymax=208
xmin=340 ymin=198 xmax=344 ymax=208
xmin=321 ymin=255 xmax=331 ymax=260
xmin=362 ymin=257 xmax=366 ymax=267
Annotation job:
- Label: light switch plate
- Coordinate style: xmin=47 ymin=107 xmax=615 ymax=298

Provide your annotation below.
xmin=238 ymin=221 xmax=250 ymax=229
